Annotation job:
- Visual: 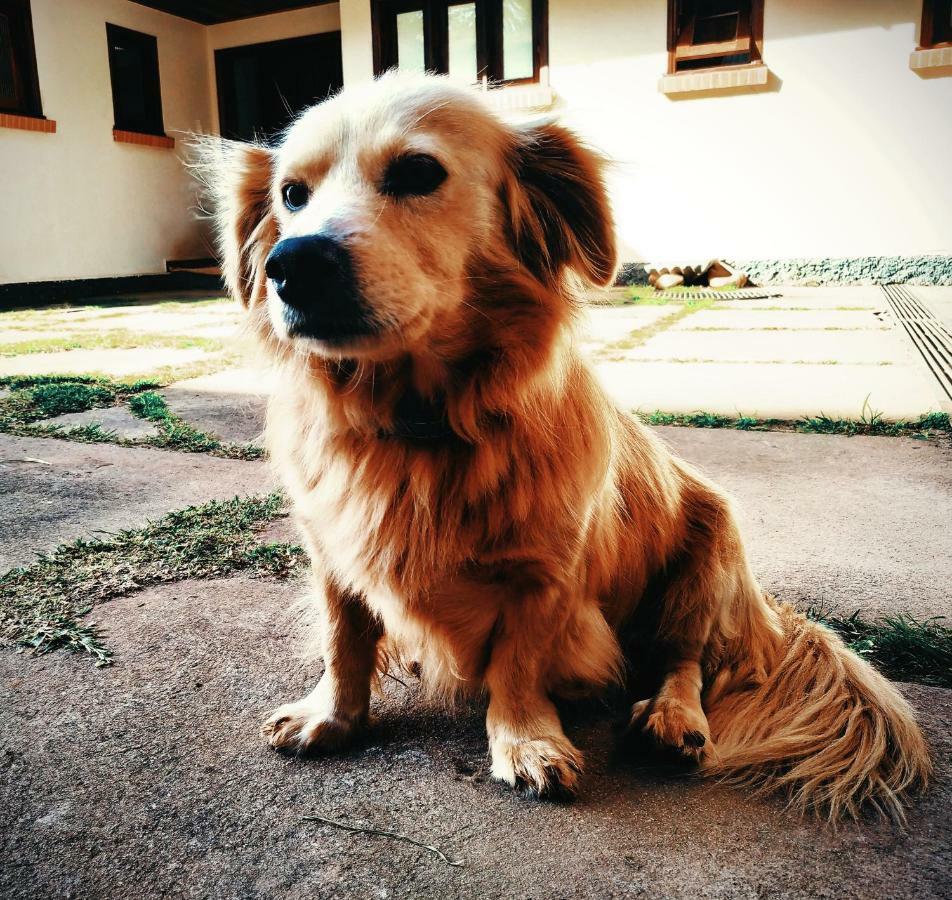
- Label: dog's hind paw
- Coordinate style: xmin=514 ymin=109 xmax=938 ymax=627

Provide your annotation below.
xmin=626 ymin=697 xmax=710 ymax=762
xmin=490 ymin=736 xmax=583 ymax=801
xmin=262 ymin=700 xmax=360 ymax=755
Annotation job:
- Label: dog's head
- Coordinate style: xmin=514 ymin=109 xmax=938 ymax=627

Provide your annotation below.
xmin=201 ymin=72 xmax=616 ymax=362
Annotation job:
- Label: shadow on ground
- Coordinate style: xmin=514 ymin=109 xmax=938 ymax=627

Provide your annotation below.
xmin=1 ymin=574 xmax=949 ymax=899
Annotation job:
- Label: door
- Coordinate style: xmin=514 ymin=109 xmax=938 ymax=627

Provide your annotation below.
xmin=215 ymin=31 xmax=343 ymax=143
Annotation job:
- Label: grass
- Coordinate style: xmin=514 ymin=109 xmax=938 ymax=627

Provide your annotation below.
xmin=127 ymin=390 xmax=264 ymax=460
xmin=0 ymin=295 xmax=230 ymax=325
xmin=0 ymin=375 xmax=264 ymax=459
xmin=639 ymin=407 xmax=951 ymax=439
xmin=0 ymin=493 xmax=305 ymax=666
xmin=807 ymin=607 xmax=952 ymax=688
xmin=627 ymin=285 xmax=741 ymax=304
xmin=0 ymin=375 xmax=158 ymax=429
xmin=0 ymin=329 xmax=223 ymax=357
xmin=597 ymin=299 xmax=714 ymax=354
xmin=0 ymin=374 xmax=263 ymax=459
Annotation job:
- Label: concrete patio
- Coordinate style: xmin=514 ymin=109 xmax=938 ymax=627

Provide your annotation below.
xmin=0 ymin=288 xmax=950 ymax=899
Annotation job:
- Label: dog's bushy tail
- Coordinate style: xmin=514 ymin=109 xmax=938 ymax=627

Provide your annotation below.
xmin=703 ymin=602 xmax=932 ymax=822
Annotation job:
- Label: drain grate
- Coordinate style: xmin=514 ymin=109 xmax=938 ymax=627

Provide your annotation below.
xmin=882 ymin=284 xmax=952 ymax=403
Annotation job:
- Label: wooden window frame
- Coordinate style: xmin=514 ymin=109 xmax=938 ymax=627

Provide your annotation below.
xmin=0 ymin=0 xmax=44 ymax=118
xmin=666 ymin=1 xmax=764 ymax=75
xmin=920 ymin=0 xmax=952 ymax=49
xmin=105 ymin=22 xmax=166 ymax=138
xmin=371 ymin=0 xmax=548 ymax=87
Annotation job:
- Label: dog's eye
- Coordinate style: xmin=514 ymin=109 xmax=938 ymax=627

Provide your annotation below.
xmin=381 ymin=154 xmax=447 ymax=199
xmin=282 ymin=182 xmax=310 ymax=212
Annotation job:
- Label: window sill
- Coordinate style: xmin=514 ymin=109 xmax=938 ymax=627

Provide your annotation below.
xmin=113 ymin=129 xmax=175 ymax=149
xmin=477 ymin=82 xmax=555 ymax=114
xmin=659 ymin=63 xmax=769 ymax=96
xmin=0 ymin=112 xmax=56 ymax=133
xmin=910 ymin=45 xmax=952 ymax=72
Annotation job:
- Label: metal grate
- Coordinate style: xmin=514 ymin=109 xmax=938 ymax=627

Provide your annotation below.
xmin=882 ymin=284 xmax=952 ymax=403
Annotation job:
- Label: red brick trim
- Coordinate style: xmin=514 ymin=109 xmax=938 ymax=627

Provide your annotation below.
xmin=113 ymin=129 xmax=175 ymax=149
xmin=0 ymin=112 xmax=56 ymax=133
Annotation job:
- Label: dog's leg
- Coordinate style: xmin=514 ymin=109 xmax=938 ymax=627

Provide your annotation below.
xmin=263 ymin=577 xmax=381 ymax=753
xmin=625 ymin=487 xmax=733 ymax=761
xmin=629 ymin=652 xmax=710 ymax=761
xmin=485 ymin=585 xmax=583 ymax=800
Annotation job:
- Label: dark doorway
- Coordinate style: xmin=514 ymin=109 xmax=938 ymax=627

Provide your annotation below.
xmin=215 ymin=31 xmax=343 ymax=143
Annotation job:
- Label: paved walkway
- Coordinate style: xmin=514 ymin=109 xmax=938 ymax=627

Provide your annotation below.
xmin=0 ymin=290 xmax=950 ymax=898
xmin=586 ymin=286 xmax=951 ymax=420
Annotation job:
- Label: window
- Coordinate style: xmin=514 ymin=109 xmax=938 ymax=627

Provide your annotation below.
xmin=106 ymin=23 xmax=165 ymax=136
xmin=0 ymin=0 xmax=43 ymax=117
xmin=372 ymin=0 xmax=547 ymax=85
xmin=667 ymin=1 xmax=764 ymax=74
xmin=920 ymin=0 xmax=952 ymax=48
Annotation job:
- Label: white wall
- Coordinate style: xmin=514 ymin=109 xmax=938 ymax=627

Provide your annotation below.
xmin=0 ymin=0 xmax=214 ymax=284
xmin=336 ymin=0 xmax=952 ymax=263
xmin=205 ymin=4 xmax=342 ymax=134
xmin=547 ymin=0 xmax=952 ymax=262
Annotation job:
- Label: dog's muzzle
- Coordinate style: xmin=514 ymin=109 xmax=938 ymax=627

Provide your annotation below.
xmin=265 ymin=234 xmax=377 ymax=343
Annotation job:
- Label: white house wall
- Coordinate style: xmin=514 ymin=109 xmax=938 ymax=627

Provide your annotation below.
xmin=544 ymin=0 xmax=952 ymax=263
xmin=0 ymin=0 xmax=214 ymax=284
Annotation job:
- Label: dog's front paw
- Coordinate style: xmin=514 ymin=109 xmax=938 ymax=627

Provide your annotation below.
xmin=262 ymin=700 xmax=361 ymax=754
xmin=490 ymin=735 xmax=583 ymax=801
xmin=628 ymin=697 xmax=710 ymax=762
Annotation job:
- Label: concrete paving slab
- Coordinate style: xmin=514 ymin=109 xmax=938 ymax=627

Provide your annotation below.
xmin=673 ymin=309 xmax=889 ymax=331
xmin=917 ymin=286 xmax=952 ymax=330
xmin=43 ymin=405 xmax=160 ymax=440
xmin=0 ymin=347 xmax=218 ymax=378
xmin=627 ymin=328 xmax=913 ymax=364
xmin=161 ymin=368 xmax=275 ymax=444
xmin=715 ymin=286 xmax=886 ymax=311
xmin=596 ymin=359 xmax=944 ymax=420
xmin=0 ymin=435 xmax=275 ymax=571
xmin=0 ymin=574 xmax=947 ymax=899
xmin=659 ymin=427 xmax=952 ymax=620
xmin=59 ymin=310 xmax=241 ymax=335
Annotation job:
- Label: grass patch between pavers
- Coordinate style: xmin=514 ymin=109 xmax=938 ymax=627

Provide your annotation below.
xmin=807 ymin=607 xmax=951 ymax=689
xmin=639 ymin=408 xmax=951 ymax=440
xmin=0 ymin=373 xmax=263 ymax=460
xmin=596 ymin=299 xmax=714 ymax=355
xmin=127 ymin=390 xmax=263 ymax=460
xmin=0 ymin=493 xmax=305 ymax=666
xmin=0 ymin=330 xmax=223 ymax=357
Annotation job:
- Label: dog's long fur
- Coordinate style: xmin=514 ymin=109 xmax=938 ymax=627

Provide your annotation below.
xmin=197 ymin=73 xmax=931 ymax=820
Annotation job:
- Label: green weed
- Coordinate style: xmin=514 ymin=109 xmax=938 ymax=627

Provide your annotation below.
xmin=0 ymin=493 xmax=304 ymax=665
xmin=807 ymin=606 xmax=952 ymax=688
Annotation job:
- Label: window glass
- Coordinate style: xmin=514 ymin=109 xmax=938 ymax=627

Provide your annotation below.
xmin=396 ymin=9 xmax=426 ymax=72
xmin=502 ymin=0 xmax=534 ymax=80
xmin=0 ymin=13 xmax=16 ymax=106
xmin=447 ymin=3 xmax=477 ymax=83
xmin=112 ymin=40 xmax=150 ymax=131
xmin=107 ymin=24 xmax=163 ymax=134
xmin=693 ymin=7 xmax=740 ymax=44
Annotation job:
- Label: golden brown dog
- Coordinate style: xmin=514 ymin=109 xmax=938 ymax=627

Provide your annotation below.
xmin=199 ymin=72 xmax=930 ymax=819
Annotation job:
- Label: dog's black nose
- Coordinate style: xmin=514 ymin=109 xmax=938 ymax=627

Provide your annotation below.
xmin=265 ymin=234 xmax=353 ymax=312
xmin=264 ymin=234 xmax=375 ymax=343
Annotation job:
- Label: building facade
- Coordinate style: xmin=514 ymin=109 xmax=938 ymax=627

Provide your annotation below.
xmin=1 ymin=0 xmax=950 ymax=289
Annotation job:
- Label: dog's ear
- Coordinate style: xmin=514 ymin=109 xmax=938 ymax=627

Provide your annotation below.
xmin=502 ymin=122 xmax=617 ymax=287
xmin=192 ymin=137 xmax=276 ymax=307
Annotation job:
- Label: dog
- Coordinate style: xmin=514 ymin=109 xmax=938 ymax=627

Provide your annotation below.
xmin=198 ymin=72 xmax=930 ymax=819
